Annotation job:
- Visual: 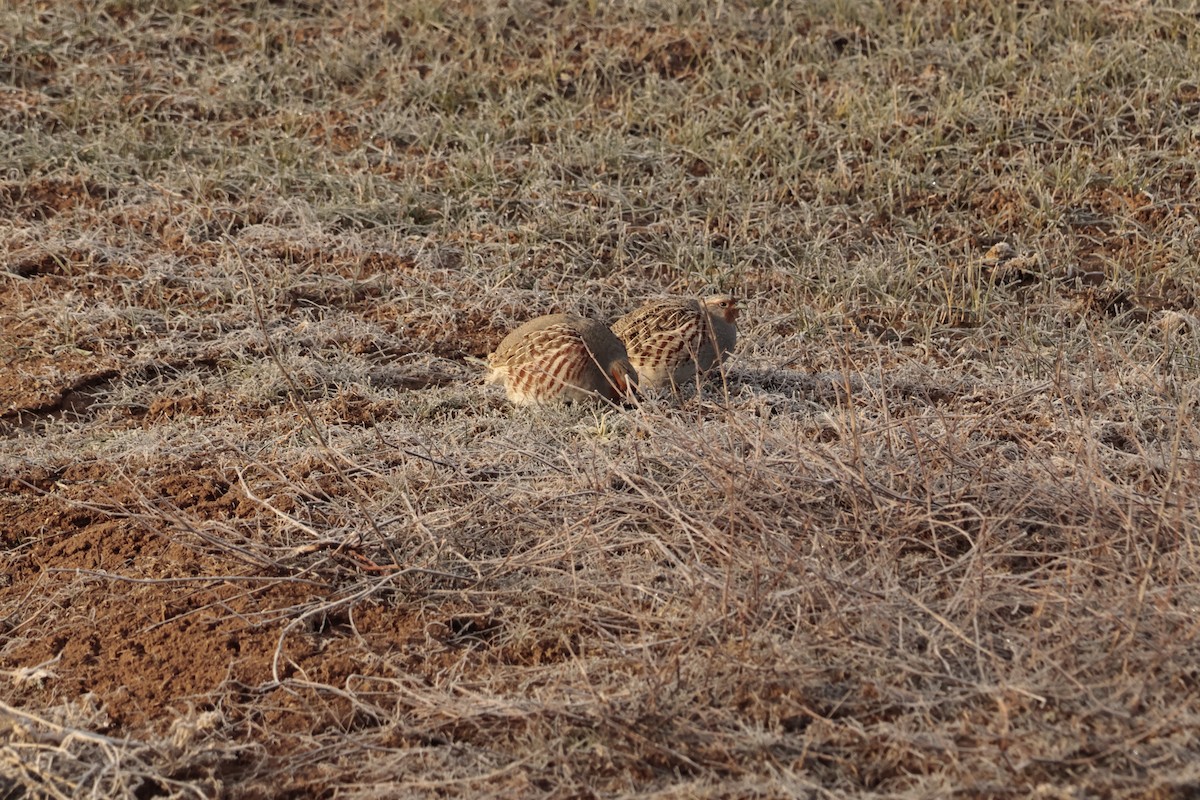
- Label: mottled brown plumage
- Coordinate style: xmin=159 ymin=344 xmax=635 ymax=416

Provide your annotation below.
xmin=612 ymin=294 xmax=739 ymax=390
xmin=486 ymin=314 xmax=637 ymax=406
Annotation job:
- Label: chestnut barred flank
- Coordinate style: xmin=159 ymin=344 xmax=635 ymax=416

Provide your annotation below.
xmin=612 ymin=294 xmax=739 ymax=391
xmin=486 ymin=314 xmax=637 ymax=406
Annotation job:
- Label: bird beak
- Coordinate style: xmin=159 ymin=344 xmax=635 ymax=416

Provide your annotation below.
xmin=611 ymin=367 xmax=637 ymax=400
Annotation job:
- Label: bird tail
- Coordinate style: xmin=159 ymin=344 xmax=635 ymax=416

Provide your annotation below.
xmin=471 ymin=355 xmax=501 ymax=385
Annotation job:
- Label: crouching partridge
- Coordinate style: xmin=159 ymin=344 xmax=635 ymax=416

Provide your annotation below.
xmin=486 ymin=314 xmax=637 ymax=406
xmin=612 ymin=294 xmax=739 ymax=391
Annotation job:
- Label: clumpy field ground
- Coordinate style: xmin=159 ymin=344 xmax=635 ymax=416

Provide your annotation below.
xmin=2 ymin=1 xmax=1199 ymax=797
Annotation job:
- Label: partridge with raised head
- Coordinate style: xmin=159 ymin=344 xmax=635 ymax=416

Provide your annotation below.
xmin=486 ymin=314 xmax=637 ymax=406
xmin=612 ymin=294 xmax=739 ymax=390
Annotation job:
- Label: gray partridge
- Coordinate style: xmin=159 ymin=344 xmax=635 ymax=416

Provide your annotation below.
xmin=486 ymin=314 xmax=637 ymax=406
xmin=612 ymin=294 xmax=739 ymax=390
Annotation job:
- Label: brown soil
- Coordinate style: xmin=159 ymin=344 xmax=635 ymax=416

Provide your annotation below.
xmin=0 ymin=219 xmax=464 ymax=759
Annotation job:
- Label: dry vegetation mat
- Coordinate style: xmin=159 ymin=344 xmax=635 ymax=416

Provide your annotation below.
xmin=2 ymin=1 xmax=1200 ymax=797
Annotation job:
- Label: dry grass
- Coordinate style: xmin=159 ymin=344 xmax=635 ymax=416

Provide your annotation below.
xmin=2 ymin=0 xmax=1200 ymax=797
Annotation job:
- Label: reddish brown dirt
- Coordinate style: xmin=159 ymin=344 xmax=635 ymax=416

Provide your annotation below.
xmin=0 ymin=460 xmax=471 ymax=743
xmin=0 ymin=246 xmax=472 ymax=755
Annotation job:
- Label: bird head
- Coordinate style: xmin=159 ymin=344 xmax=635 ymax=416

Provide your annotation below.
xmin=704 ymin=294 xmax=739 ymax=325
